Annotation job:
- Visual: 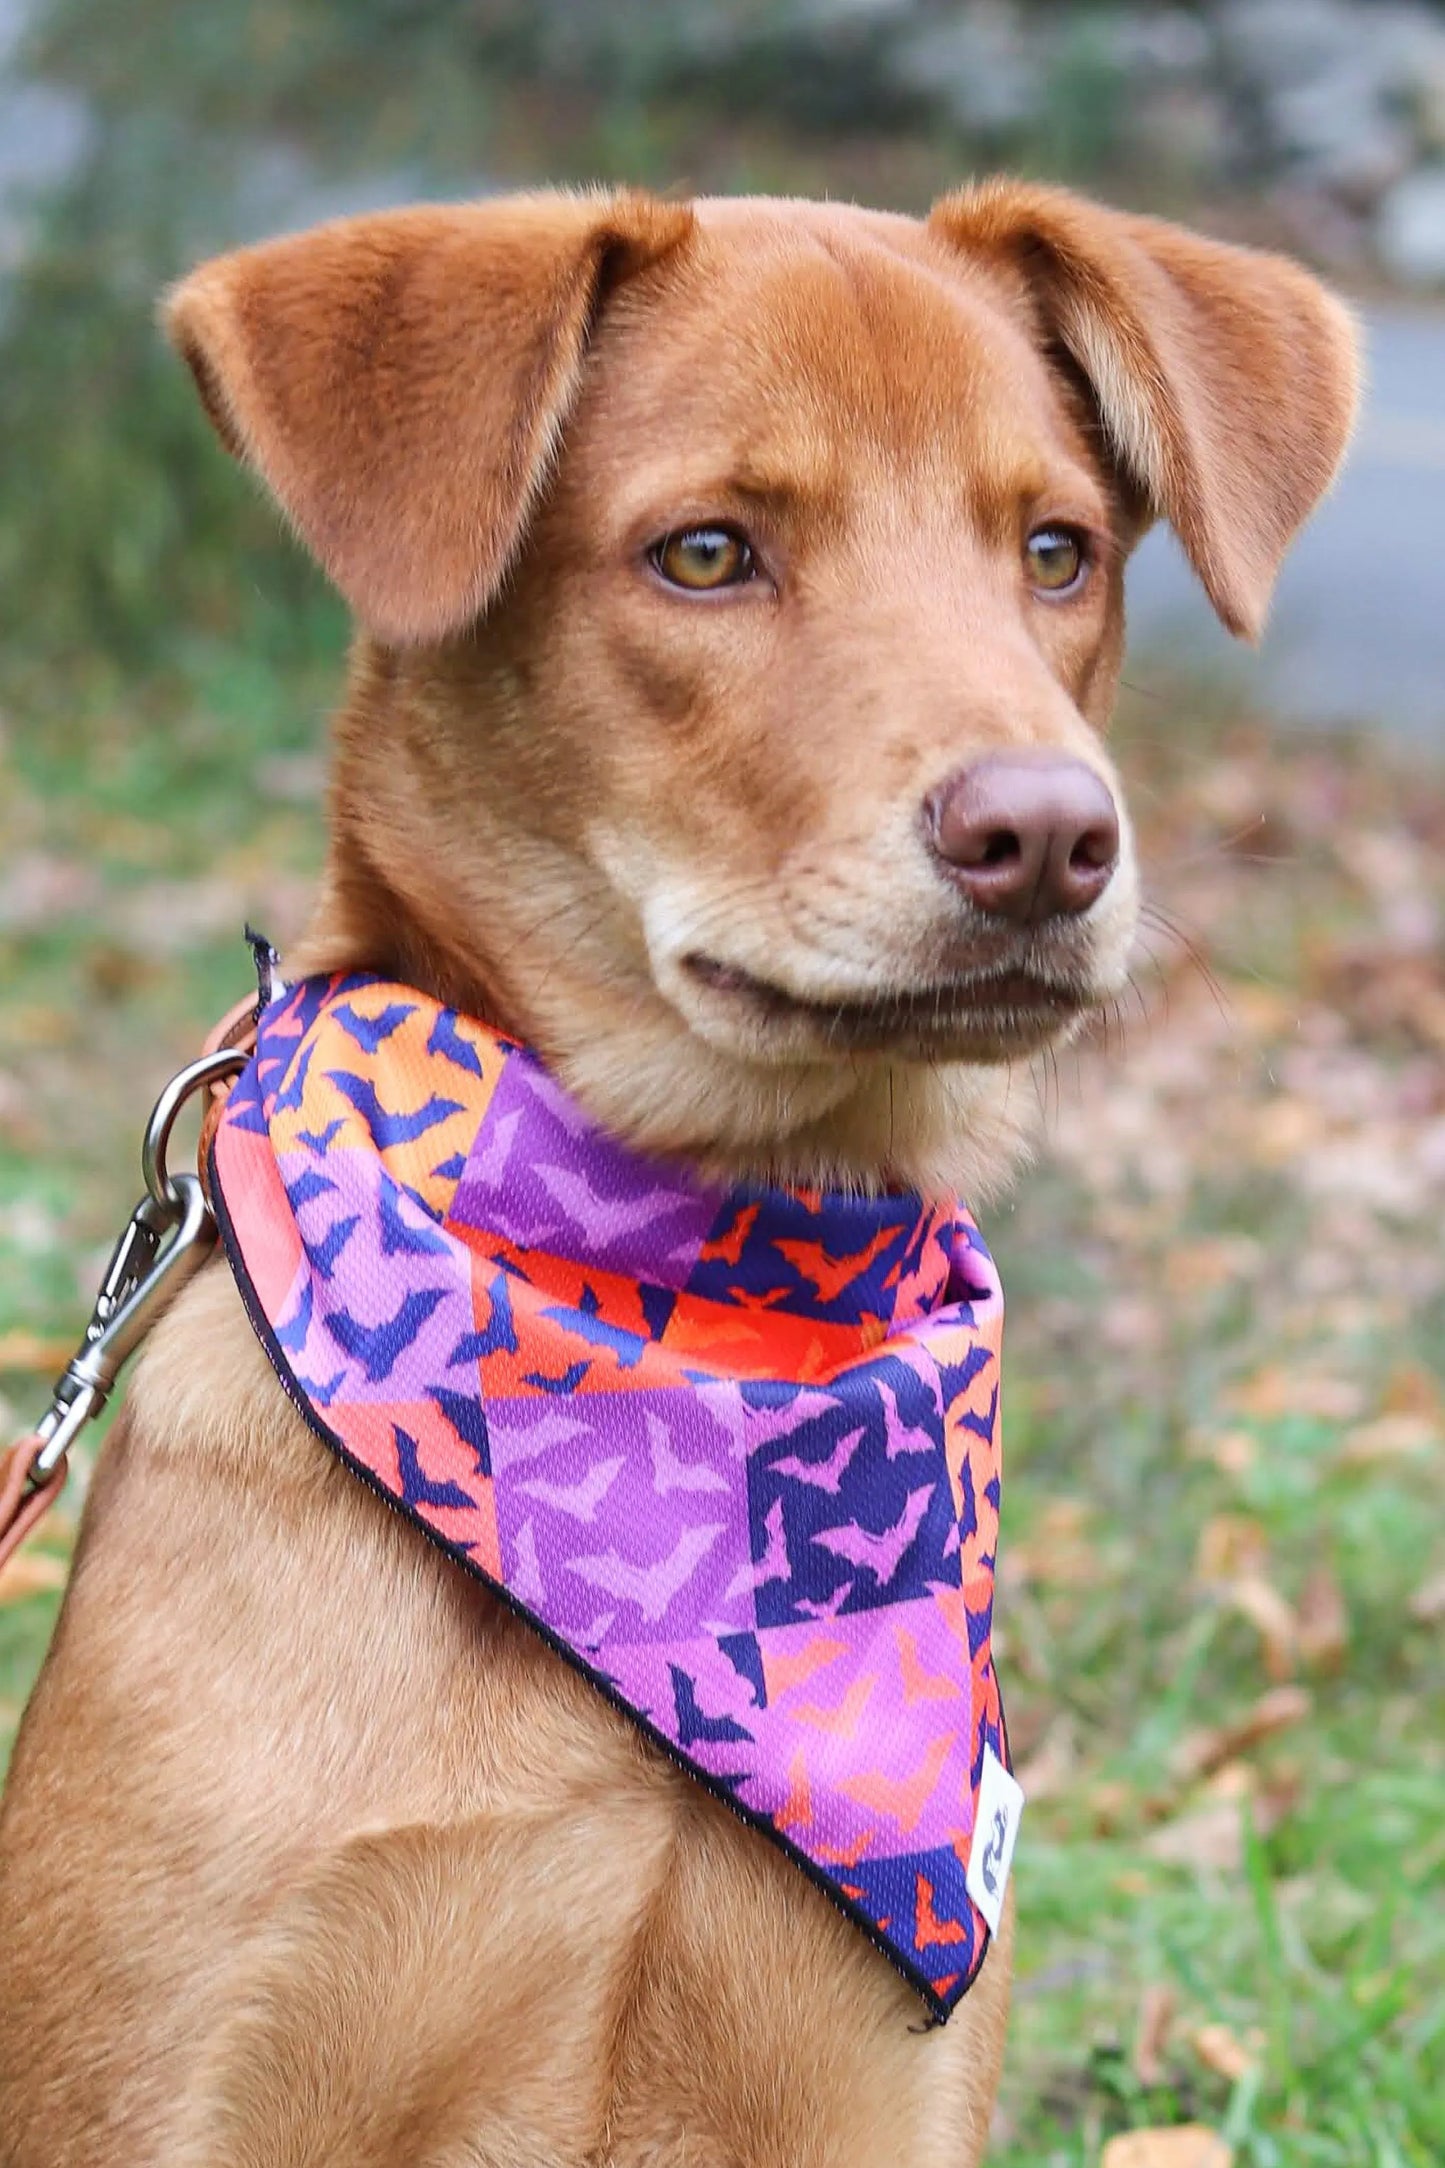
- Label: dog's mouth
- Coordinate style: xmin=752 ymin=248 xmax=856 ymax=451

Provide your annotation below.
xmin=680 ymin=952 xmax=1092 ymax=1056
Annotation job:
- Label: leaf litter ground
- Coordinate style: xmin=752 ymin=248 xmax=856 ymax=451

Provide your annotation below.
xmin=1 ymin=663 xmax=1441 ymax=2165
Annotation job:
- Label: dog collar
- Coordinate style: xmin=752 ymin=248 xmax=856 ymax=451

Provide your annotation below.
xmin=210 ymin=973 xmax=1015 ymax=2018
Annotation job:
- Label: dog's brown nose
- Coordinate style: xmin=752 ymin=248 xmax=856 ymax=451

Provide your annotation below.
xmin=929 ymin=754 xmax=1120 ymax=923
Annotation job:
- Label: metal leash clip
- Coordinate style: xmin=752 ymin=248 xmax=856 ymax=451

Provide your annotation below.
xmin=26 ymin=1047 xmax=248 ymax=1485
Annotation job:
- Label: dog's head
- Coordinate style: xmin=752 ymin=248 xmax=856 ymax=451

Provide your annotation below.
xmin=167 ymin=186 xmax=1357 ymax=1193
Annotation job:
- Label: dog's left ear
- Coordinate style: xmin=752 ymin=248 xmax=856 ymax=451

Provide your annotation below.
xmin=929 ymin=181 xmax=1360 ymax=640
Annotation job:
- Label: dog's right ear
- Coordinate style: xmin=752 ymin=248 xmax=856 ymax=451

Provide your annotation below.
xmin=164 ymin=192 xmax=693 ymax=645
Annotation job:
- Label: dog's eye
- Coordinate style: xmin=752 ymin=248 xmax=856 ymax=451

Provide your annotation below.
xmin=1025 ymin=527 xmax=1087 ymax=595
xmin=652 ymin=527 xmax=755 ymax=592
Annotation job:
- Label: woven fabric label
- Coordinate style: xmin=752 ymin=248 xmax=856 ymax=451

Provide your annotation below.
xmin=965 ymin=1745 xmax=1024 ymax=1936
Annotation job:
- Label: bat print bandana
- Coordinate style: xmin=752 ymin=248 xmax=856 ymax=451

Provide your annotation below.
xmin=210 ymin=973 xmax=1015 ymax=2018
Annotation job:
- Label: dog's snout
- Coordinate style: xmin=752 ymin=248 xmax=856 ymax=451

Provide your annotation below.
xmin=927 ymin=754 xmax=1120 ymax=924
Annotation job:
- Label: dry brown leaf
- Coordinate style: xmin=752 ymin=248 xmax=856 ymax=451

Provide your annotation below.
xmin=4 ymin=1004 xmax=73 ymax=1049
xmin=0 ymin=1548 xmax=68 ymax=1602
xmin=1191 ymin=2022 xmax=1261 ymax=2084
xmin=1195 ymin=1515 xmax=1269 ymax=1585
xmin=1102 ymin=2123 xmax=1232 ymax=2168
xmin=1228 ymin=1367 xmax=1364 ymax=1422
xmin=1224 ymin=983 xmax=1297 ymax=1037
xmin=1172 ymin=1687 xmax=1313 ymax=1782
xmin=1133 ymin=1983 xmax=1178 ymax=2087
xmin=0 ymin=850 xmax=102 ymax=931
xmin=1297 ymin=1564 xmax=1349 ymax=1672
xmin=1339 ymin=1413 xmax=1442 ymax=1467
xmin=1145 ymin=1797 xmax=1244 ymax=1873
xmin=1003 ymin=1499 xmax=1101 ymax=1591
xmin=1224 ymin=1574 xmax=1299 ymax=1681
xmin=0 ymin=1329 xmax=73 ymax=1374
xmin=1202 ymin=1761 xmax=1254 ymax=1803
xmin=1247 ymin=1096 xmax=1325 ymax=1165
xmin=1164 ymin=1238 xmax=1261 ymax=1298
xmin=113 ymin=876 xmax=248 ymax=958
xmin=1382 ymin=1364 xmax=1445 ymax=1421
xmin=1013 ymin=1719 xmax=1076 ymax=1804
xmin=1100 ymin=1295 xmax=1167 ymax=1353
xmin=1189 ymin=1428 xmax=1257 ymax=1478
xmin=1084 ymin=1780 xmax=1137 ymax=1836
xmin=1408 ymin=1572 xmax=1445 ymax=1625
xmin=1253 ymin=1762 xmax=1304 ymax=1836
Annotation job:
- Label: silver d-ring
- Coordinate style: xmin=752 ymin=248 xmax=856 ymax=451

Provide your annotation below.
xmin=141 ymin=1047 xmax=248 ymax=1209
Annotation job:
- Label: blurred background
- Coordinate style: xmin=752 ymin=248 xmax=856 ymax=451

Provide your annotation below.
xmin=1 ymin=5 xmax=1442 ymax=2162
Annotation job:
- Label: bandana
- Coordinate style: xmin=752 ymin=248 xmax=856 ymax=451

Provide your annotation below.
xmin=210 ymin=973 xmax=1015 ymax=2018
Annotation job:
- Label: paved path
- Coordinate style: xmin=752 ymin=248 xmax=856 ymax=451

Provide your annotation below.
xmin=1128 ymin=306 xmax=1445 ymax=742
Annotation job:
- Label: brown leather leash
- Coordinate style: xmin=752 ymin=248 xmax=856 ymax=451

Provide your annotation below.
xmin=0 ymin=995 xmax=263 ymax=1578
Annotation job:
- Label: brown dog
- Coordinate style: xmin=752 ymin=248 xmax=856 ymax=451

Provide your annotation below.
xmin=0 ymin=185 xmax=1355 ymax=2166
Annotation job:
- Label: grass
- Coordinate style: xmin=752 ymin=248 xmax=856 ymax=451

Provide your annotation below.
xmin=978 ymin=686 xmax=1445 ymax=2163
xmin=3 ymin=637 xmax=1442 ymax=2164
xmin=1 ymin=11 xmax=1441 ymax=2135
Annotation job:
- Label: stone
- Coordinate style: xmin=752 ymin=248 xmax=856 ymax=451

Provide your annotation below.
xmin=1216 ymin=0 xmax=1363 ymax=94
xmin=1368 ymin=1 xmax=1445 ymax=84
xmin=1377 ymin=164 xmax=1445 ymax=285
xmin=0 ymin=82 xmax=93 ymax=275
xmin=1411 ymin=59 xmax=1445 ymax=159
xmin=886 ymin=1 xmax=1044 ymax=135
xmin=1093 ymin=8 xmax=1214 ymax=79
xmin=790 ymin=0 xmax=918 ymax=26
xmin=1123 ymin=83 xmax=1236 ymax=188
xmin=0 ymin=0 xmax=36 ymax=72
xmin=1268 ymin=73 xmax=1413 ymax=202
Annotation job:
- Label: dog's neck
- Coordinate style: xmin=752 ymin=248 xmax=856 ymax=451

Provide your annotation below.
xmin=295 ymin=841 xmax=1031 ymax=1204
xmin=289 ymin=666 xmax=1037 ymax=1204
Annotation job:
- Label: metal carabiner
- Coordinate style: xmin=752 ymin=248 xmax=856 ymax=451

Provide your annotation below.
xmin=27 ymin=1046 xmax=248 ymax=1484
xmin=141 ymin=1046 xmax=250 ymax=1211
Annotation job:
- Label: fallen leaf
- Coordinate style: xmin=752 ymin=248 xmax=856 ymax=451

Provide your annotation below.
xmin=4 ymin=1005 xmax=74 ymax=1049
xmin=1228 ymin=1367 xmax=1364 ymax=1422
xmin=1195 ymin=1515 xmax=1269 ymax=1585
xmin=1296 ymin=1564 xmax=1349 ymax=1672
xmin=1003 ymin=1499 xmax=1101 ymax=1590
xmin=1189 ymin=1428 xmax=1256 ymax=1477
xmin=1172 ymin=1687 xmax=1313 ymax=1782
xmin=1202 ymin=1761 xmax=1254 ymax=1803
xmin=1338 ymin=1413 xmax=1442 ymax=1466
xmin=0 ymin=1330 xmax=73 ymax=1374
xmin=1101 ymin=2124 xmax=1232 ymax=2168
xmin=1164 ymin=1238 xmax=1261 ymax=1297
xmin=1191 ymin=2022 xmax=1261 ymax=2084
xmin=1223 ymin=1574 xmax=1299 ymax=1681
xmin=0 ymin=851 xmax=102 ymax=932
xmin=1381 ymin=1364 xmax=1445 ymax=1421
xmin=1408 ymin=1572 xmax=1445 ymax=1625
xmin=1133 ymin=1982 xmax=1178 ymax=2087
xmin=1014 ymin=1718 xmax=1076 ymax=1803
xmin=1247 ymin=1095 xmax=1325 ymax=1165
xmin=1100 ymin=1296 xmax=1165 ymax=1353
xmin=0 ymin=1548 xmax=68 ymax=1602
xmin=1223 ymin=982 xmax=1296 ymax=1037
xmin=255 ymin=751 xmax=326 ymax=804
xmin=1253 ymin=1762 xmax=1304 ymax=1836
xmin=113 ymin=877 xmax=249 ymax=958
xmin=1145 ymin=1797 xmax=1244 ymax=1874
xmin=1086 ymin=1780 xmax=1137 ymax=1836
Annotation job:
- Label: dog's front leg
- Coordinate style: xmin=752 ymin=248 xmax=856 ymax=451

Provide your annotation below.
xmin=162 ymin=1811 xmax=678 ymax=2168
